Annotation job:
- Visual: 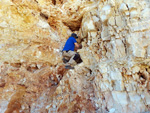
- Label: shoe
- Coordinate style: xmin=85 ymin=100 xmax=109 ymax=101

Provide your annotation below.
xmin=62 ymin=58 xmax=69 ymax=64
xmin=65 ymin=65 xmax=74 ymax=69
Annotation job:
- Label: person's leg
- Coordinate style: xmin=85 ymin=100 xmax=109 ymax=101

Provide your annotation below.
xmin=62 ymin=51 xmax=82 ymax=64
xmin=62 ymin=51 xmax=76 ymax=66
xmin=62 ymin=51 xmax=70 ymax=63
xmin=72 ymin=53 xmax=83 ymax=64
xmin=62 ymin=51 xmax=77 ymax=69
xmin=66 ymin=51 xmax=77 ymax=67
xmin=63 ymin=51 xmax=73 ymax=58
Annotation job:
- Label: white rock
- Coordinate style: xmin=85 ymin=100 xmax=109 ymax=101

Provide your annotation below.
xmin=109 ymin=108 xmax=116 ymax=113
xmin=119 ymin=3 xmax=128 ymax=11
xmin=99 ymin=63 xmax=108 ymax=74
xmin=109 ymin=69 xmax=122 ymax=80
xmin=0 ymin=44 xmax=5 ymax=49
xmin=0 ymin=0 xmax=13 ymax=5
xmin=141 ymin=8 xmax=150 ymax=19
xmin=92 ymin=16 xmax=99 ymax=22
xmin=100 ymin=5 xmax=111 ymax=22
xmin=128 ymin=92 xmax=141 ymax=103
xmin=37 ymin=20 xmax=50 ymax=29
xmin=113 ymin=80 xmax=124 ymax=91
xmin=132 ymin=66 xmax=140 ymax=74
xmin=132 ymin=74 xmax=139 ymax=81
xmin=125 ymin=81 xmax=137 ymax=91
xmin=100 ymin=15 xmax=107 ymax=22
xmin=52 ymin=105 xmax=56 ymax=109
xmin=130 ymin=10 xmax=139 ymax=18
xmin=102 ymin=5 xmax=111 ymax=14
xmin=100 ymin=80 xmax=113 ymax=91
xmin=0 ymin=21 xmax=8 ymax=28
xmin=147 ymin=46 xmax=150 ymax=58
xmin=112 ymin=91 xmax=128 ymax=105
xmin=145 ymin=93 xmax=150 ymax=105
xmin=81 ymin=111 xmax=85 ymax=113
xmin=125 ymin=12 xmax=130 ymax=16
xmin=132 ymin=44 xmax=146 ymax=58
xmin=101 ymin=26 xmax=110 ymax=41
xmin=108 ymin=17 xmax=115 ymax=26
xmin=125 ymin=2 xmax=136 ymax=9
xmin=0 ymin=100 xmax=9 ymax=113
xmin=111 ymin=39 xmax=126 ymax=59
xmin=116 ymin=16 xmax=124 ymax=27
xmin=84 ymin=20 xmax=95 ymax=31
xmin=109 ymin=0 xmax=115 ymax=7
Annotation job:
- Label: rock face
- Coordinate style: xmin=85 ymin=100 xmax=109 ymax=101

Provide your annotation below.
xmin=0 ymin=0 xmax=150 ymax=113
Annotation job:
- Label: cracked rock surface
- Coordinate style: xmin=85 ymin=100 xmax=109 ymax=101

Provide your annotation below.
xmin=0 ymin=0 xmax=150 ymax=113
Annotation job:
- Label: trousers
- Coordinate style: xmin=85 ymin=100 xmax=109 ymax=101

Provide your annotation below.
xmin=62 ymin=51 xmax=77 ymax=66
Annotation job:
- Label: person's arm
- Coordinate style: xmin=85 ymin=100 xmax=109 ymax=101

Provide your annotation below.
xmin=74 ymin=42 xmax=80 ymax=48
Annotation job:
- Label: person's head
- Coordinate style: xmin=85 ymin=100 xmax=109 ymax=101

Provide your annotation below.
xmin=71 ymin=33 xmax=78 ymax=39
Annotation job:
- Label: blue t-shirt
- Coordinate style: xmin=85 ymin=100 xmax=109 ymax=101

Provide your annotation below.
xmin=63 ymin=37 xmax=77 ymax=51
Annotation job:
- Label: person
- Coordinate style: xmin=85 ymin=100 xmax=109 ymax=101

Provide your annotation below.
xmin=62 ymin=33 xmax=82 ymax=69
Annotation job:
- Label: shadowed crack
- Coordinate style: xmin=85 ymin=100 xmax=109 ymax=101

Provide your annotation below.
xmin=52 ymin=0 xmax=56 ymax=5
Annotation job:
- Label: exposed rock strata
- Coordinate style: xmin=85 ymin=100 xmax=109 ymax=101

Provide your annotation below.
xmin=0 ymin=0 xmax=150 ymax=113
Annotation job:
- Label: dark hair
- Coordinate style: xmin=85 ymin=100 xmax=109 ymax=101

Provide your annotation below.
xmin=71 ymin=33 xmax=78 ymax=39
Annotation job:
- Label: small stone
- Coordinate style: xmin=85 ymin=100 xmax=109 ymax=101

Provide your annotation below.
xmin=132 ymin=66 xmax=140 ymax=74
xmin=0 ymin=79 xmax=6 ymax=87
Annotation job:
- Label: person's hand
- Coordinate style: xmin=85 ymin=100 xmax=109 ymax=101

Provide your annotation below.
xmin=78 ymin=44 xmax=82 ymax=49
xmin=74 ymin=44 xmax=82 ymax=51
xmin=74 ymin=47 xmax=78 ymax=51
